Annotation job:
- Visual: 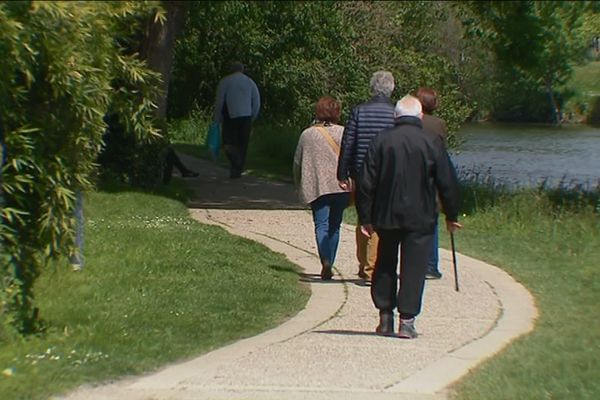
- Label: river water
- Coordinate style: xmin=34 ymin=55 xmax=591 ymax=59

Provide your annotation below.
xmin=450 ymin=123 xmax=600 ymax=188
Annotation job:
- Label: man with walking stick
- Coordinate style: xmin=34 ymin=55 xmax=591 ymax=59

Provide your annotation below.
xmin=356 ymin=95 xmax=462 ymax=339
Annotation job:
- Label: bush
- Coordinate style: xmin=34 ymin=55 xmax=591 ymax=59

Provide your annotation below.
xmin=168 ymin=1 xmax=472 ymax=145
xmin=0 ymin=1 xmax=161 ymax=334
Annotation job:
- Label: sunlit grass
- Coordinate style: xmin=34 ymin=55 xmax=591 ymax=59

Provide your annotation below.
xmin=571 ymin=61 xmax=600 ymax=95
xmin=0 ymin=189 xmax=309 ymax=400
xmin=446 ymin=182 xmax=600 ymax=399
xmin=564 ymin=60 xmax=600 ymax=121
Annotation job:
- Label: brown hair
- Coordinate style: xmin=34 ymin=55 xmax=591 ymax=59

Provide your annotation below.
xmin=315 ymin=96 xmax=341 ymax=124
xmin=416 ymin=87 xmax=439 ymax=114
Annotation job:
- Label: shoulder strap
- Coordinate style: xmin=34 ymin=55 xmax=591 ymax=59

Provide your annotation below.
xmin=315 ymin=125 xmax=340 ymax=156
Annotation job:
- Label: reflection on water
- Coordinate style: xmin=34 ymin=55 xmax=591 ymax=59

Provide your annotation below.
xmin=451 ymin=123 xmax=600 ymax=188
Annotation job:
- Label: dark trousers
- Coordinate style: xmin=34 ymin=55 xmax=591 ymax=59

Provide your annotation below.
xmin=163 ymin=147 xmax=189 ymax=184
xmin=222 ymin=116 xmax=252 ymax=178
xmin=371 ymin=228 xmax=433 ymax=318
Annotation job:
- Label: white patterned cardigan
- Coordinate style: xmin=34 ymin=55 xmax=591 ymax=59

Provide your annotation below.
xmin=293 ymin=123 xmax=348 ymax=205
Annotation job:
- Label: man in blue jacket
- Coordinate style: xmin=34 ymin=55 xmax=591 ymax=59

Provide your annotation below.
xmin=337 ymin=71 xmax=396 ymax=285
xmin=214 ymin=62 xmax=261 ymax=179
xmin=357 ymin=95 xmax=462 ymax=338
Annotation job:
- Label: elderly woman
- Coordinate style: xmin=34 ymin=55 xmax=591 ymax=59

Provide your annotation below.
xmin=416 ymin=87 xmax=448 ymax=280
xmin=293 ymin=96 xmax=351 ymax=280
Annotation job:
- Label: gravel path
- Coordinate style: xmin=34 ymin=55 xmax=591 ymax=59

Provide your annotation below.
xmin=61 ymin=154 xmax=537 ymax=400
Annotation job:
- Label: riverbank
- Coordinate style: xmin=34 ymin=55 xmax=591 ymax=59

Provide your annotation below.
xmin=451 ymin=122 xmax=600 ymax=188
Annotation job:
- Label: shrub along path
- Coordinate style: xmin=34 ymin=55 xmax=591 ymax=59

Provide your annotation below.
xmin=63 ymin=153 xmax=537 ymax=400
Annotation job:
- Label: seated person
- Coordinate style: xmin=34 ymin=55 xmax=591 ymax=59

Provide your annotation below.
xmin=163 ymin=147 xmax=199 ymax=184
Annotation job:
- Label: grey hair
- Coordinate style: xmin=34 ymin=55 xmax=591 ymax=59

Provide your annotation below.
xmin=230 ymin=62 xmax=245 ymax=73
xmin=394 ymin=95 xmax=422 ymax=118
xmin=369 ymin=71 xmax=395 ymax=97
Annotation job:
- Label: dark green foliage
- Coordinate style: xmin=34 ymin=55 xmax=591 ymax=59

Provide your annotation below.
xmin=465 ymin=1 xmax=588 ymax=122
xmin=588 ymin=95 xmax=600 ymax=124
xmin=169 ymin=1 xmax=365 ymax=123
xmin=0 ymin=1 xmax=161 ymax=334
xmin=169 ymin=1 xmax=472 ymax=145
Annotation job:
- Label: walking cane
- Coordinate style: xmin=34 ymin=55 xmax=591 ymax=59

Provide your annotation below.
xmin=450 ymin=232 xmax=460 ymax=292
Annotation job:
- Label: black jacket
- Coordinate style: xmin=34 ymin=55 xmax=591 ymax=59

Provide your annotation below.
xmin=337 ymin=95 xmax=395 ymax=180
xmin=356 ymin=116 xmax=460 ymax=233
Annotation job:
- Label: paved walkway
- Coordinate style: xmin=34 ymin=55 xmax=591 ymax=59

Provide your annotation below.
xmin=63 ymin=154 xmax=537 ymax=400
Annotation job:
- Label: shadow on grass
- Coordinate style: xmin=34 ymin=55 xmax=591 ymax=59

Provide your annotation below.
xmin=267 ymin=264 xmax=301 ymax=274
xmin=97 ymin=176 xmax=194 ymax=204
xmin=173 ymin=142 xmax=294 ymax=183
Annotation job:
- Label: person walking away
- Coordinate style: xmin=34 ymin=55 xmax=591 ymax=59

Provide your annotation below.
xmin=356 ymin=95 xmax=461 ymax=338
xmin=213 ymin=62 xmax=261 ymax=179
xmin=416 ymin=87 xmax=448 ymax=280
xmin=294 ymin=96 xmax=351 ymax=280
xmin=337 ymin=71 xmax=396 ymax=285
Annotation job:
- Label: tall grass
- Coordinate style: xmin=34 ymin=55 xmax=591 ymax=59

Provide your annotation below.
xmin=445 ymin=176 xmax=600 ymax=399
xmin=246 ymin=123 xmax=300 ymax=181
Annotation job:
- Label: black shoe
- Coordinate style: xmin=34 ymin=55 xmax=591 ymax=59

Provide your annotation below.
xmin=398 ymin=318 xmax=418 ymax=339
xmin=425 ymin=270 xmax=442 ymax=280
xmin=375 ymin=312 xmax=394 ymax=336
xmin=182 ymin=171 xmax=199 ymax=178
xmin=357 ymin=269 xmax=367 ymax=279
xmin=229 ymin=171 xmax=242 ymax=179
xmin=320 ymin=265 xmax=333 ymax=280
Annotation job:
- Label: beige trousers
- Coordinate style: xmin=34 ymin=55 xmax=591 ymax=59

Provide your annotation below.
xmin=356 ymin=225 xmax=379 ymax=280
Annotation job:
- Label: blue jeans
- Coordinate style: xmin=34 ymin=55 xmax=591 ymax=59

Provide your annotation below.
xmin=427 ymin=216 xmax=439 ymax=273
xmin=310 ymin=192 xmax=350 ymax=267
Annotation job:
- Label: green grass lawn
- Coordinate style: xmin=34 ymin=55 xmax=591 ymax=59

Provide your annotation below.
xmin=571 ymin=61 xmax=600 ymax=95
xmin=564 ymin=60 xmax=600 ymax=121
xmin=0 ymin=183 xmax=309 ymax=400
xmin=444 ymin=189 xmax=600 ymax=399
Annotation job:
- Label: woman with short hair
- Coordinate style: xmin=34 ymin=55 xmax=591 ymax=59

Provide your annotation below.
xmin=293 ymin=96 xmax=351 ymax=280
xmin=416 ymin=87 xmax=448 ymax=280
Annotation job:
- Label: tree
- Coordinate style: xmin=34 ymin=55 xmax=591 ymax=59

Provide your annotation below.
xmin=140 ymin=1 xmax=188 ymax=120
xmin=98 ymin=1 xmax=189 ymax=187
xmin=0 ymin=1 xmax=161 ymax=335
xmin=169 ymin=1 xmax=472 ymax=146
xmin=467 ymin=1 xmax=587 ymax=123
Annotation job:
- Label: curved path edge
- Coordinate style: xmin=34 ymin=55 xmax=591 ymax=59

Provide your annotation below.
xmin=60 ymin=207 xmax=538 ymax=400
xmin=185 ymin=209 xmax=538 ymax=397
xmin=390 ymin=249 xmax=538 ymax=395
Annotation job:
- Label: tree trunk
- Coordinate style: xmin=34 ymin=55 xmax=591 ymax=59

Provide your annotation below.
xmin=140 ymin=1 xmax=187 ymax=120
xmin=544 ymin=76 xmax=561 ymax=125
